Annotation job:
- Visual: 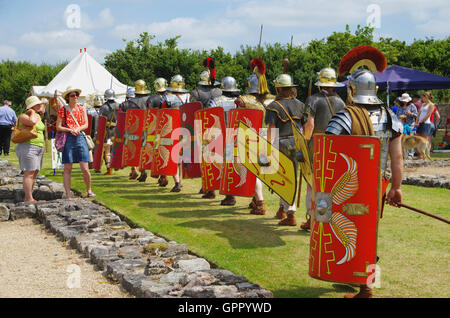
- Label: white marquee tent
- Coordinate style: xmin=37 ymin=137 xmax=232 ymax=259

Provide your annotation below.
xmin=35 ymin=50 xmax=128 ymax=104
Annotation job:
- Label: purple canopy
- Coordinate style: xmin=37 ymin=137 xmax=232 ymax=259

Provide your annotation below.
xmin=337 ymin=65 xmax=450 ymax=92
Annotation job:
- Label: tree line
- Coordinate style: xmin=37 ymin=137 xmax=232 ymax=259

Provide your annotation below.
xmin=1 ymin=25 xmax=449 ymax=115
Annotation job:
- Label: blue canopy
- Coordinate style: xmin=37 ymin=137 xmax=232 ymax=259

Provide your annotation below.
xmin=337 ymin=65 xmax=450 ymax=93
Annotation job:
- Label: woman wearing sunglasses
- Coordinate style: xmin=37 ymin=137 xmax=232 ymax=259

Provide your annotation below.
xmin=56 ymin=87 xmax=95 ymax=198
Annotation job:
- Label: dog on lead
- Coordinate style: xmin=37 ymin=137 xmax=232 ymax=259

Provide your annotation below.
xmin=401 ymin=134 xmax=432 ymax=161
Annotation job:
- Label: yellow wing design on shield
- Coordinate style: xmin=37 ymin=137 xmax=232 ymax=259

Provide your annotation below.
xmin=331 ymin=153 xmax=359 ymax=205
xmin=329 ymin=153 xmax=359 ymax=265
xmin=331 ymin=212 xmax=357 ymax=265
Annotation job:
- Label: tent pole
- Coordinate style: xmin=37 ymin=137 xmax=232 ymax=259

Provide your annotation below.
xmin=386 ymin=81 xmax=390 ymax=107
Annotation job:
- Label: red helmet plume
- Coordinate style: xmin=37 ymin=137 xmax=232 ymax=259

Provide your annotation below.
xmin=338 ymin=45 xmax=386 ymax=76
xmin=250 ymin=58 xmax=266 ymax=75
xmin=203 ymin=57 xmax=216 ymax=85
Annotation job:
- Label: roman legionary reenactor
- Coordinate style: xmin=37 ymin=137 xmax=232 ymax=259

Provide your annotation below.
xmin=265 ymin=74 xmax=306 ymax=226
xmin=86 ymin=93 xmax=103 ymax=139
xmin=208 ymin=76 xmax=240 ymax=206
xmin=301 ymin=67 xmax=346 ymax=231
xmin=144 ymin=78 xmax=171 ymax=186
xmin=98 ymin=89 xmax=119 ymax=175
xmin=191 ymin=58 xmax=222 ymax=199
xmin=166 ymin=75 xmax=190 ymax=108
xmin=119 ymin=79 xmax=151 ymax=180
xmin=190 ymin=58 xmax=222 ymax=109
xmin=308 ymin=45 xmax=403 ymax=298
xmin=147 ymin=78 xmax=169 ymax=110
xmin=236 ymin=58 xmax=275 ymax=215
xmin=164 ymin=75 xmax=190 ymax=192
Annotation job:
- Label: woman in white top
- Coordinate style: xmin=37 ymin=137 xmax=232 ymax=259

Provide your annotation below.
xmin=415 ymin=91 xmax=434 ymax=159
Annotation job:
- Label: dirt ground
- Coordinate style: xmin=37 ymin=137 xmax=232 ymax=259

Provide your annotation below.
xmin=403 ymin=165 xmax=450 ymax=177
xmin=0 ymin=218 xmax=131 ymax=298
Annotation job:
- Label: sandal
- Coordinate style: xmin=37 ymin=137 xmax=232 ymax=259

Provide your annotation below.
xmin=87 ymin=192 xmax=96 ymax=198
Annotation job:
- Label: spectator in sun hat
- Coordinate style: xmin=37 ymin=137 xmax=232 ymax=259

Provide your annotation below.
xmin=15 ymin=96 xmax=46 ymax=202
xmin=396 ymin=93 xmax=417 ymax=129
xmin=56 ymin=86 xmax=95 ymax=199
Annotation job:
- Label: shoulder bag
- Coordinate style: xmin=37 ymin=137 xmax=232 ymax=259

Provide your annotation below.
xmin=11 ymin=111 xmax=39 ymax=144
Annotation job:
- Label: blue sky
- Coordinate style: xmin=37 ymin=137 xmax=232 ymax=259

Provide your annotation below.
xmin=0 ymin=0 xmax=448 ymax=65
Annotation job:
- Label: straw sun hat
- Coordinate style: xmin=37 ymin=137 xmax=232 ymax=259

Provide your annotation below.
xmin=62 ymin=86 xmax=82 ymax=100
xmin=25 ymin=96 xmax=44 ymax=110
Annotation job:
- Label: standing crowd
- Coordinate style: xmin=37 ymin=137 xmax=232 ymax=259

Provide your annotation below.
xmin=393 ymin=92 xmax=440 ymax=159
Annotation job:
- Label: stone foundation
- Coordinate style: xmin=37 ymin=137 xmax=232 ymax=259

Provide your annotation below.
xmin=0 ymin=159 xmax=272 ymax=299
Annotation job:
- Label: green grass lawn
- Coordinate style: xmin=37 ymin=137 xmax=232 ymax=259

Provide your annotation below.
xmin=5 ymin=145 xmax=450 ymax=298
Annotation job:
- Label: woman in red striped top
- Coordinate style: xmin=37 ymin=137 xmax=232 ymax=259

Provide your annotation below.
xmin=56 ymin=87 xmax=95 ymax=198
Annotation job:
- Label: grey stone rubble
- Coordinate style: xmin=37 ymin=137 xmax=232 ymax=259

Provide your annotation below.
xmin=402 ymin=159 xmax=450 ymax=189
xmin=384 ymin=159 xmax=450 ymax=189
xmin=0 ymin=159 xmax=273 ymax=299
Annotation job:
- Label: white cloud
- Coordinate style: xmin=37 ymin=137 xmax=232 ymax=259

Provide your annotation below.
xmin=0 ymin=45 xmax=18 ymax=60
xmin=112 ymin=17 xmax=248 ymax=50
xmin=225 ymin=0 xmax=367 ymax=28
xmin=18 ymin=30 xmax=93 ymax=48
xmin=81 ymin=8 xmax=115 ymax=30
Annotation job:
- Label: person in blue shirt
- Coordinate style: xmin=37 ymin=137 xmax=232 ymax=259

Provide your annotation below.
xmin=399 ymin=115 xmax=411 ymax=135
xmin=0 ymin=100 xmax=18 ymax=156
xmin=390 ymin=97 xmax=400 ymax=115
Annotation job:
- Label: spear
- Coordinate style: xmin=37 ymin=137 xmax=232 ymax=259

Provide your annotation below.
xmin=257 ymin=24 xmax=263 ymax=58
xmin=398 ymin=203 xmax=450 ymax=224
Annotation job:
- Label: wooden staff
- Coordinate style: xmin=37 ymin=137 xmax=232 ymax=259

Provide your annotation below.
xmin=257 ymin=25 xmax=263 ymax=58
xmin=398 ymin=203 xmax=450 ymax=225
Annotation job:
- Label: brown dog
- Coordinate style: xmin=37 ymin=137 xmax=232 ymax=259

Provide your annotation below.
xmin=401 ymin=135 xmax=432 ymax=160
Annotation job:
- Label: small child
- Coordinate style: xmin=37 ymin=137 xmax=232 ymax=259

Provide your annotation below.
xmin=399 ymin=114 xmax=415 ymax=158
xmin=399 ymin=115 xmax=411 ymax=135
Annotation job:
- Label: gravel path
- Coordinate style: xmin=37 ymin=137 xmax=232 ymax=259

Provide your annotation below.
xmin=0 ymin=218 xmax=131 ymax=298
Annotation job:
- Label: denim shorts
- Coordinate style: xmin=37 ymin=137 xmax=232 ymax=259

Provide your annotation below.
xmin=416 ymin=123 xmax=432 ymax=136
xmin=62 ymin=133 xmax=90 ymax=164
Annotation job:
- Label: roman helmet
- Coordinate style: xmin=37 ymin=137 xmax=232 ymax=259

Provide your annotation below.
xmin=104 ymin=89 xmax=115 ymax=101
xmin=198 ymin=57 xmax=220 ymax=86
xmin=93 ymin=93 xmax=104 ymax=106
xmin=248 ymin=58 xmax=269 ymax=95
xmin=135 ymin=79 xmax=150 ymax=95
xmin=221 ymin=76 xmax=240 ymax=93
xmin=338 ymin=45 xmax=386 ymax=105
xmin=154 ymin=78 xmax=168 ymax=93
xmin=315 ymin=67 xmax=345 ymax=88
xmin=127 ymin=87 xmax=136 ymax=99
xmin=168 ymin=75 xmax=189 ymax=93
xmin=273 ymin=74 xmax=298 ymax=88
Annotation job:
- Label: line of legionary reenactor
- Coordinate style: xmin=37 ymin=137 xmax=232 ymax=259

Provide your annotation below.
xmin=86 ymin=46 xmax=404 ymax=298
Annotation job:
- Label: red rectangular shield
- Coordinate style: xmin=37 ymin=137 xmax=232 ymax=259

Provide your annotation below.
xmin=195 ymin=107 xmax=226 ymax=192
xmin=151 ymin=109 xmax=181 ymax=176
xmin=110 ymin=112 xmax=126 ymax=170
xmin=309 ymin=135 xmax=381 ymax=286
xmin=92 ymin=116 xmax=107 ymax=171
xmin=123 ymin=109 xmax=146 ymax=167
xmin=180 ymin=102 xmax=202 ymax=179
xmin=220 ymin=109 xmax=263 ymax=197
xmin=139 ymin=109 xmax=158 ymax=171
xmin=86 ymin=114 xmax=93 ymax=136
